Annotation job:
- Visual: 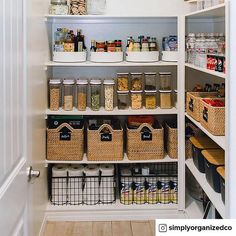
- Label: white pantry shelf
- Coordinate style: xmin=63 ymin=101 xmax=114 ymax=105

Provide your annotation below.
xmin=186 ymin=159 xmax=225 ymax=218
xmin=185 ymin=63 xmax=226 ymax=79
xmin=185 ymin=113 xmax=225 ymax=150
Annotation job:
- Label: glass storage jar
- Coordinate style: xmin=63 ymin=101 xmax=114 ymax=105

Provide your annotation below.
xmin=117 ymin=91 xmax=129 ymax=110
xmin=49 ymin=79 xmax=61 ymax=111
xmin=104 ymin=80 xmax=115 ymax=111
xmin=77 ymin=79 xmax=88 ymax=111
xmin=49 ymin=0 xmax=69 ymax=15
xmin=90 ymin=80 xmax=101 ymax=111
xmin=159 ymin=90 xmax=172 ymax=109
xmin=87 ymin=0 xmax=106 ymax=15
xmin=63 ymin=79 xmax=75 ymax=111
xmin=144 ymin=72 xmax=157 ymax=90
xmin=70 ymin=0 xmax=87 ymax=15
xmin=117 ymin=73 xmax=129 ymax=91
xmin=131 ymin=73 xmax=143 ymax=91
xmin=131 ymin=90 xmax=142 ymax=110
xmin=145 ymin=90 xmax=157 ymax=109
xmin=159 ymin=72 xmax=172 ymax=90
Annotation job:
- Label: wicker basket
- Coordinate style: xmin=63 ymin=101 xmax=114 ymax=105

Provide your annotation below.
xmin=199 ymin=98 xmax=225 ymax=136
xmin=186 ymin=92 xmax=218 ymax=122
xmin=165 ymin=122 xmax=178 ymax=159
xmin=127 ymin=123 xmax=164 ymax=160
xmin=47 ymin=123 xmax=84 ymax=161
xmin=87 ymin=124 xmax=123 ymax=161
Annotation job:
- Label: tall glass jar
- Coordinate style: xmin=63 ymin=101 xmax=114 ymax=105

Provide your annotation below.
xmin=117 ymin=91 xmax=129 ymax=110
xmin=131 ymin=91 xmax=143 ymax=110
xmin=104 ymin=80 xmax=115 ymax=111
xmin=159 ymin=72 xmax=172 ymax=90
xmin=49 ymin=79 xmax=61 ymax=111
xmin=144 ymin=72 xmax=156 ymax=90
xmin=145 ymin=90 xmax=157 ymax=109
xmin=49 ymin=0 xmax=69 ymax=15
xmin=159 ymin=90 xmax=172 ymax=109
xmin=63 ymin=79 xmax=75 ymax=111
xmin=117 ymin=73 xmax=129 ymax=91
xmin=77 ymin=79 xmax=88 ymax=111
xmin=90 ymin=80 xmax=101 ymax=111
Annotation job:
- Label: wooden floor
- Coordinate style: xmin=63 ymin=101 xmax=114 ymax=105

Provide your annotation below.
xmin=43 ymin=221 xmax=155 ymax=236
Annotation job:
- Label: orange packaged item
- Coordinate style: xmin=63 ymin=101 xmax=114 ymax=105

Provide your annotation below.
xmin=128 ymin=116 xmax=155 ymax=127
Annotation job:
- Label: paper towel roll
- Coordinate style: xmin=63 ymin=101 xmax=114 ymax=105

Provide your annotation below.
xmin=120 ymin=168 xmax=133 ymax=205
xmin=100 ymin=165 xmax=115 ymax=203
xmin=83 ymin=165 xmax=100 ymax=205
xmin=51 ymin=165 xmax=68 ymax=205
xmin=68 ymin=165 xmax=84 ymax=205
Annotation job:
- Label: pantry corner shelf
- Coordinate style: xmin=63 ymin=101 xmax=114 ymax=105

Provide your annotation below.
xmin=185 ymin=159 xmax=225 ymax=218
xmin=185 ymin=63 xmax=226 ymax=79
xmin=185 ymin=113 xmax=225 ymax=150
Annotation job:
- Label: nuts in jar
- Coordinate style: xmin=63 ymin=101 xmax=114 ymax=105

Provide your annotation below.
xmin=117 ymin=73 xmax=129 ymax=91
xmin=70 ymin=0 xmax=87 ymax=15
xmin=63 ymin=79 xmax=75 ymax=111
xmin=77 ymin=79 xmax=88 ymax=111
xmin=49 ymin=0 xmax=69 ymax=15
xmin=145 ymin=90 xmax=157 ymax=109
xmin=131 ymin=73 xmax=142 ymax=91
xmin=131 ymin=91 xmax=142 ymax=110
xmin=49 ymin=79 xmax=61 ymax=111
xmin=159 ymin=90 xmax=172 ymax=109
xmin=104 ymin=80 xmax=115 ymax=111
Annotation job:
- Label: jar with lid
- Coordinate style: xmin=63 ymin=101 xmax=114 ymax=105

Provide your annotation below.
xmin=49 ymin=79 xmax=61 ymax=111
xmin=49 ymin=0 xmax=69 ymax=15
xmin=115 ymin=40 xmax=122 ymax=52
xmin=87 ymin=0 xmax=106 ymax=15
xmin=159 ymin=90 xmax=172 ymax=109
xmin=96 ymin=41 xmax=106 ymax=52
xmin=131 ymin=91 xmax=143 ymax=110
xmin=63 ymin=79 xmax=75 ymax=111
xmin=131 ymin=73 xmax=143 ymax=91
xmin=117 ymin=91 xmax=129 ymax=110
xmin=144 ymin=72 xmax=156 ymax=90
xmin=133 ymin=42 xmax=141 ymax=52
xmin=117 ymin=73 xmax=129 ymax=91
xmin=159 ymin=72 xmax=172 ymax=90
xmin=70 ymin=0 xmax=87 ymax=15
xmin=90 ymin=80 xmax=101 ymax=111
xmin=107 ymin=41 xmax=116 ymax=52
xmin=76 ymin=79 xmax=88 ymax=111
xmin=104 ymin=80 xmax=115 ymax=111
xmin=145 ymin=90 xmax=157 ymax=109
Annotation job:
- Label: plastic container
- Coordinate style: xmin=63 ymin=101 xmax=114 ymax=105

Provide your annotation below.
xmin=104 ymin=80 xmax=115 ymax=111
xmin=49 ymin=79 xmax=61 ymax=111
xmin=159 ymin=72 xmax=172 ymax=90
xmin=117 ymin=73 xmax=129 ymax=91
xmin=159 ymin=90 xmax=172 ymax=109
xmin=131 ymin=73 xmax=143 ymax=91
xmin=76 ymin=79 xmax=88 ymax=111
xmin=49 ymin=0 xmax=69 ymax=15
xmin=202 ymin=149 xmax=225 ymax=193
xmin=63 ymin=80 xmax=75 ymax=111
xmin=217 ymin=166 xmax=225 ymax=204
xmin=144 ymin=72 xmax=156 ymax=90
xmin=90 ymin=80 xmax=101 ymax=111
xmin=145 ymin=90 xmax=157 ymax=109
xmin=117 ymin=91 xmax=129 ymax=110
xmin=189 ymin=136 xmax=220 ymax=173
xmin=87 ymin=0 xmax=106 ymax=15
xmin=131 ymin=91 xmax=142 ymax=110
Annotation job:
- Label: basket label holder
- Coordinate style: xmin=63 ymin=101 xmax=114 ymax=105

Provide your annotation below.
xmin=59 ymin=127 xmax=72 ymax=141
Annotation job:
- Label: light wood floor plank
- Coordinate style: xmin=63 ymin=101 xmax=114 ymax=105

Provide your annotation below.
xmin=131 ymin=221 xmax=153 ymax=236
xmin=43 ymin=222 xmax=55 ymax=236
xmin=149 ymin=221 xmax=155 ymax=236
xmin=92 ymin=221 xmax=112 ymax=236
xmin=72 ymin=222 xmax=93 ymax=236
xmin=112 ymin=221 xmax=133 ymax=236
xmin=52 ymin=221 xmax=74 ymax=236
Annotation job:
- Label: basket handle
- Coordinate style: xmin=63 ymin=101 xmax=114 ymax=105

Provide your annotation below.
xmin=137 ymin=123 xmax=154 ymax=132
xmin=55 ymin=123 xmax=74 ymax=132
xmin=98 ymin=124 xmax=113 ymax=133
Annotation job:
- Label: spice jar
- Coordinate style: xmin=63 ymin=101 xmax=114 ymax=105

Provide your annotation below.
xmin=76 ymin=79 xmax=88 ymax=111
xmin=174 ymin=90 xmax=178 ymax=108
xmin=117 ymin=73 xmax=129 ymax=91
xmin=49 ymin=79 xmax=61 ymax=111
xmin=104 ymin=80 xmax=115 ymax=111
xmin=144 ymin=72 xmax=156 ymax=90
xmin=70 ymin=0 xmax=87 ymax=15
xmin=159 ymin=72 xmax=172 ymax=90
xmin=107 ymin=41 xmax=116 ymax=52
xmin=117 ymin=91 xmax=129 ymax=110
xmin=133 ymin=42 xmax=141 ymax=52
xmin=115 ymin=40 xmax=122 ymax=52
xmin=131 ymin=73 xmax=143 ymax=91
xmin=96 ymin=41 xmax=106 ymax=52
xmin=159 ymin=90 xmax=172 ymax=109
xmin=90 ymin=80 xmax=101 ymax=111
xmin=63 ymin=79 xmax=75 ymax=111
xmin=145 ymin=90 xmax=157 ymax=109
xmin=131 ymin=91 xmax=143 ymax=110
xmin=49 ymin=0 xmax=69 ymax=15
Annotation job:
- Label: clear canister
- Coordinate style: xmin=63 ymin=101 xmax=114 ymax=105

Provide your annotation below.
xmin=104 ymin=80 xmax=115 ymax=111
xmin=174 ymin=90 xmax=178 ymax=108
xmin=117 ymin=91 xmax=129 ymax=110
xmin=90 ymin=80 xmax=101 ymax=111
xmin=49 ymin=0 xmax=69 ymax=15
xmin=145 ymin=72 xmax=157 ymax=90
xmin=131 ymin=90 xmax=142 ymax=110
xmin=63 ymin=79 xmax=75 ymax=111
xmin=145 ymin=90 xmax=157 ymax=109
xmin=131 ymin=73 xmax=143 ymax=91
xmin=159 ymin=72 xmax=172 ymax=90
xmin=76 ymin=79 xmax=88 ymax=111
xmin=117 ymin=73 xmax=129 ymax=91
xmin=49 ymin=79 xmax=61 ymax=111
xmin=159 ymin=90 xmax=172 ymax=109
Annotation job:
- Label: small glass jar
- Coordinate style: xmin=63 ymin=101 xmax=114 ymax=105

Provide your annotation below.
xmin=49 ymin=79 xmax=61 ymax=111
xmin=159 ymin=72 xmax=172 ymax=90
xmin=131 ymin=73 xmax=143 ymax=91
xmin=104 ymin=80 xmax=115 ymax=111
xmin=90 ymin=80 xmax=101 ymax=111
xmin=117 ymin=91 xmax=129 ymax=110
xmin=145 ymin=90 xmax=157 ymax=109
xmin=133 ymin=42 xmax=141 ymax=52
xmin=144 ymin=72 xmax=156 ymax=90
xmin=141 ymin=42 xmax=149 ymax=52
xmin=63 ymin=79 xmax=75 ymax=111
xmin=49 ymin=0 xmax=69 ymax=15
xmin=131 ymin=90 xmax=142 ymax=110
xmin=107 ymin=41 xmax=116 ymax=52
xmin=96 ymin=41 xmax=106 ymax=52
xmin=174 ymin=90 xmax=178 ymax=108
xmin=117 ymin=73 xmax=129 ymax=91
xmin=159 ymin=90 xmax=172 ymax=109
xmin=70 ymin=0 xmax=87 ymax=15
xmin=77 ymin=79 xmax=88 ymax=111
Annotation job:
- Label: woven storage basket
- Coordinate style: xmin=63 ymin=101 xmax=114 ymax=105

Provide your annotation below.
xmin=127 ymin=123 xmax=164 ymax=160
xmin=87 ymin=124 xmax=123 ymax=161
xmin=165 ymin=122 xmax=178 ymax=159
xmin=186 ymin=92 xmax=218 ymax=122
xmin=199 ymin=98 xmax=225 ymax=136
xmin=47 ymin=123 xmax=84 ymax=161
